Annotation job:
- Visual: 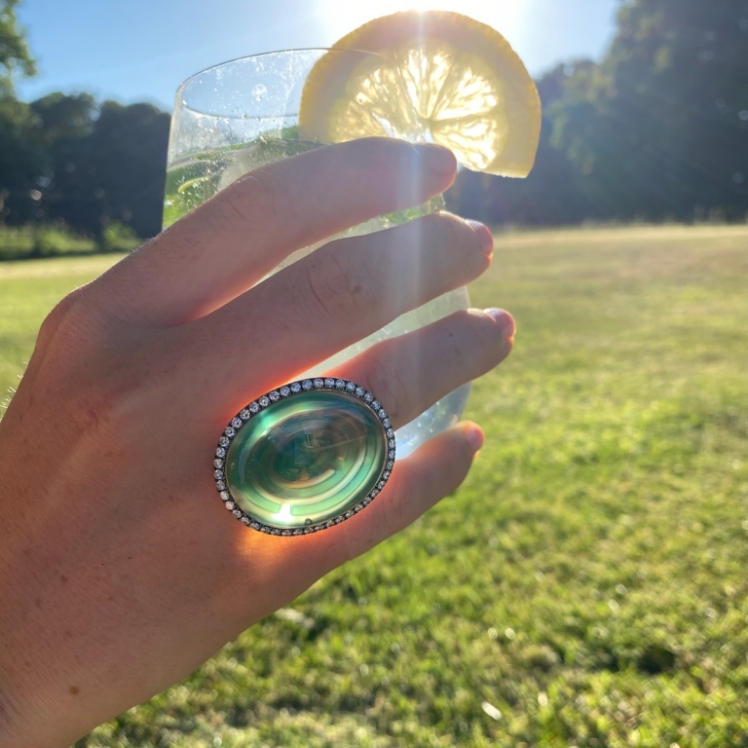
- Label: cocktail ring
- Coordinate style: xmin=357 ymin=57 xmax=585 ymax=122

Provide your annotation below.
xmin=212 ymin=378 xmax=395 ymax=535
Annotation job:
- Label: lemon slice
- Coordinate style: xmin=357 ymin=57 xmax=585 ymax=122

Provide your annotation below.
xmin=299 ymin=10 xmax=541 ymax=177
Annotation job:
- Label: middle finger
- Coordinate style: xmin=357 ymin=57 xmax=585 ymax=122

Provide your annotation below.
xmin=177 ymin=212 xmax=492 ymax=410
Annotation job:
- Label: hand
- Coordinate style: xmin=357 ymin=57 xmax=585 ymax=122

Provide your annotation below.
xmin=0 ymin=138 xmax=514 ymax=747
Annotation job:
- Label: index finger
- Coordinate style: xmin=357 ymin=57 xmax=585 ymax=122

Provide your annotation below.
xmin=97 ymin=138 xmax=457 ymax=328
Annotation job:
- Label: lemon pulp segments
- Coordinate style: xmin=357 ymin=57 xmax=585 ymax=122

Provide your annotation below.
xmin=299 ymin=10 xmax=541 ymax=177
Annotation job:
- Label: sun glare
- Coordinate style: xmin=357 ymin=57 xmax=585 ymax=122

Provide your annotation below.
xmin=319 ymin=0 xmax=526 ymax=51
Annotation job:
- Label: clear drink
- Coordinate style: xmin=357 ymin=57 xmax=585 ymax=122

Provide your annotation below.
xmin=166 ymin=51 xmax=470 ymax=460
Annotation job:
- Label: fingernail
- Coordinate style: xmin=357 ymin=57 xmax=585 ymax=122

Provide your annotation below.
xmin=484 ymin=308 xmax=516 ymax=340
xmin=466 ymin=220 xmax=494 ymax=257
xmin=414 ymin=144 xmax=457 ymax=175
xmin=464 ymin=425 xmax=485 ymax=453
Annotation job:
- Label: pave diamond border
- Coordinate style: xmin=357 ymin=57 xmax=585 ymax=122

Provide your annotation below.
xmin=214 ymin=379 xmax=395 ymax=536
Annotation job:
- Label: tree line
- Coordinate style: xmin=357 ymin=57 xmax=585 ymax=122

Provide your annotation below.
xmin=0 ymin=0 xmax=746 ymax=246
xmin=449 ymin=0 xmax=748 ymax=225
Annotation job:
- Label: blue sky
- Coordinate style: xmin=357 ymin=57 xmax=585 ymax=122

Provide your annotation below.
xmin=17 ymin=0 xmax=619 ymax=111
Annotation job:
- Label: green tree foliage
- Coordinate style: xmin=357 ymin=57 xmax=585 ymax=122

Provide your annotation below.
xmin=0 ymin=2 xmax=169 ymax=240
xmin=1 ymin=93 xmax=97 ymax=225
xmin=83 ymin=101 xmax=170 ymax=238
xmin=450 ymin=0 xmax=748 ymax=224
xmin=549 ymin=0 xmax=748 ymax=221
xmin=30 ymin=91 xmax=96 ymax=146
xmin=0 ymin=96 xmax=39 ymax=221
xmin=3 ymin=0 xmax=748 ymax=242
xmin=0 ymin=0 xmax=34 ymax=96
xmin=447 ymin=61 xmax=594 ymax=225
xmin=27 ymin=98 xmax=170 ymax=238
xmin=0 ymin=0 xmax=37 ymax=224
xmin=2 ymin=94 xmax=170 ymax=238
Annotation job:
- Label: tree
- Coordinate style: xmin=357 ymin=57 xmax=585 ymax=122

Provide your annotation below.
xmin=452 ymin=0 xmax=748 ymax=227
xmin=2 ymin=92 xmax=170 ymax=237
xmin=23 ymin=93 xmax=98 ymax=228
xmin=0 ymin=2 xmax=170 ymax=239
xmin=30 ymin=92 xmax=96 ymax=146
xmin=35 ymin=100 xmax=170 ymax=238
xmin=1 ymin=93 xmax=97 ymax=225
xmin=0 ymin=96 xmax=40 ymax=223
xmin=0 ymin=0 xmax=34 ymax=96
xmin=0 ymin=0 xmax=37 ymax=223
xmin=550 ymin=0 xmax=748 ymax=221
xmin=82 ymin=101 xmax=170 ymax=237
xmin=447 ymin=62 xmax=591 ymax=225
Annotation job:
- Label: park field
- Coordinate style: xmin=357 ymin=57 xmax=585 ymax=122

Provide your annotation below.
xmin=0 ymin=224 xmax=746 ymax=747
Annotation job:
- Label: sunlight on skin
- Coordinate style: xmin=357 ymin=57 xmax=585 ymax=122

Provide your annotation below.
xmin=319 ymin=0 xmax=526 ymax=52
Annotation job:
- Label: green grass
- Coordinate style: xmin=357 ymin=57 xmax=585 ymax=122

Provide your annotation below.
xmin=0 ymin=222 xmax=140 ymax=261
xmin=1 ymin=225 xmax=746 ymax=748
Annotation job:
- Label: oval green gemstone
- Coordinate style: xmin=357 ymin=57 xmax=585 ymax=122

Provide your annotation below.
xmin=225 ymin=391 xmax=387 ymax=529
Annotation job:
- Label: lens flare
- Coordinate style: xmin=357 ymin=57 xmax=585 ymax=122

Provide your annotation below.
xmin=319 ymin=1 xmax=525 ymax=54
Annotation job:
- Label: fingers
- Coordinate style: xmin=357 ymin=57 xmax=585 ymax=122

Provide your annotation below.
xmin=326 ymin=308 xmax=515 ymax=430
xmin=95 ymin=138 xmax=457 ymax=328
xmin=179 ymin=212 xmax=492 ymax=410
xmin=313 ymin=422 xmax=485 ymax=568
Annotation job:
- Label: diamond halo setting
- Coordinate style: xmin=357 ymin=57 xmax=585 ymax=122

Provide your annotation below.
xmin=213 ymin=379 xmax=395 ymax=535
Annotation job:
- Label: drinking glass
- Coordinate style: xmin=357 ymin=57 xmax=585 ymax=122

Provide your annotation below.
xmin=165 ymin=50 xmax=470 ymax=529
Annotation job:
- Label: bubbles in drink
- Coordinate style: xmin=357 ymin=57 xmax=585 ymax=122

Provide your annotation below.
xmin=164 ymin=138 xmax=470 ymax=459
xmin=252 ymin=84 xmax=267 ymax=102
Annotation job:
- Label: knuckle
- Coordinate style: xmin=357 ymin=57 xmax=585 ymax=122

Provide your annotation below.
xmin=298 ymin=247 xmax=372 ymax=322
xmin=364 ymin=351 xmax=409 ymax=422
xmin=36 ymin=288 xmax=86 ymax=348
xmin=220 ymin=170 xmax=294 ymax=228
xmin=221 ymin=178 xmax=265 ymax=225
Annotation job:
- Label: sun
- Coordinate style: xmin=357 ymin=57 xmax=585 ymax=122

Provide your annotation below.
xmin=319 ymin=1 xmax=429 ymax=43
xmin=318 ymin=0 xmax=526 ymax=52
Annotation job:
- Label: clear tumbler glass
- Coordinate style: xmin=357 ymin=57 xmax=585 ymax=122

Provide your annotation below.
xmin=165 ymin=49 xmax=471 ymax=461
xmin=165 ymin=50 xmax=471 ymax=532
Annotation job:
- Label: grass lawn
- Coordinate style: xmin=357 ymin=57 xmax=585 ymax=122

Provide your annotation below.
xmin=1 ymin=225 xmax=746 ymax=747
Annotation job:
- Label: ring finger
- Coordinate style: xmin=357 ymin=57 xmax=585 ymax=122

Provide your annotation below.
xmin=326 ymin=307 xmax=515 ymax=433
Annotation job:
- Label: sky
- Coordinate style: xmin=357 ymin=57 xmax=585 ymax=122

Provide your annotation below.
xmin=17 ymin=0 xmax=619 ymax=112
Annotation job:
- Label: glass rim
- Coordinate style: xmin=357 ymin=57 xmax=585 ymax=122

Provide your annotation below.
xmin=176 ymin=47 xmax=383 ymax=117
